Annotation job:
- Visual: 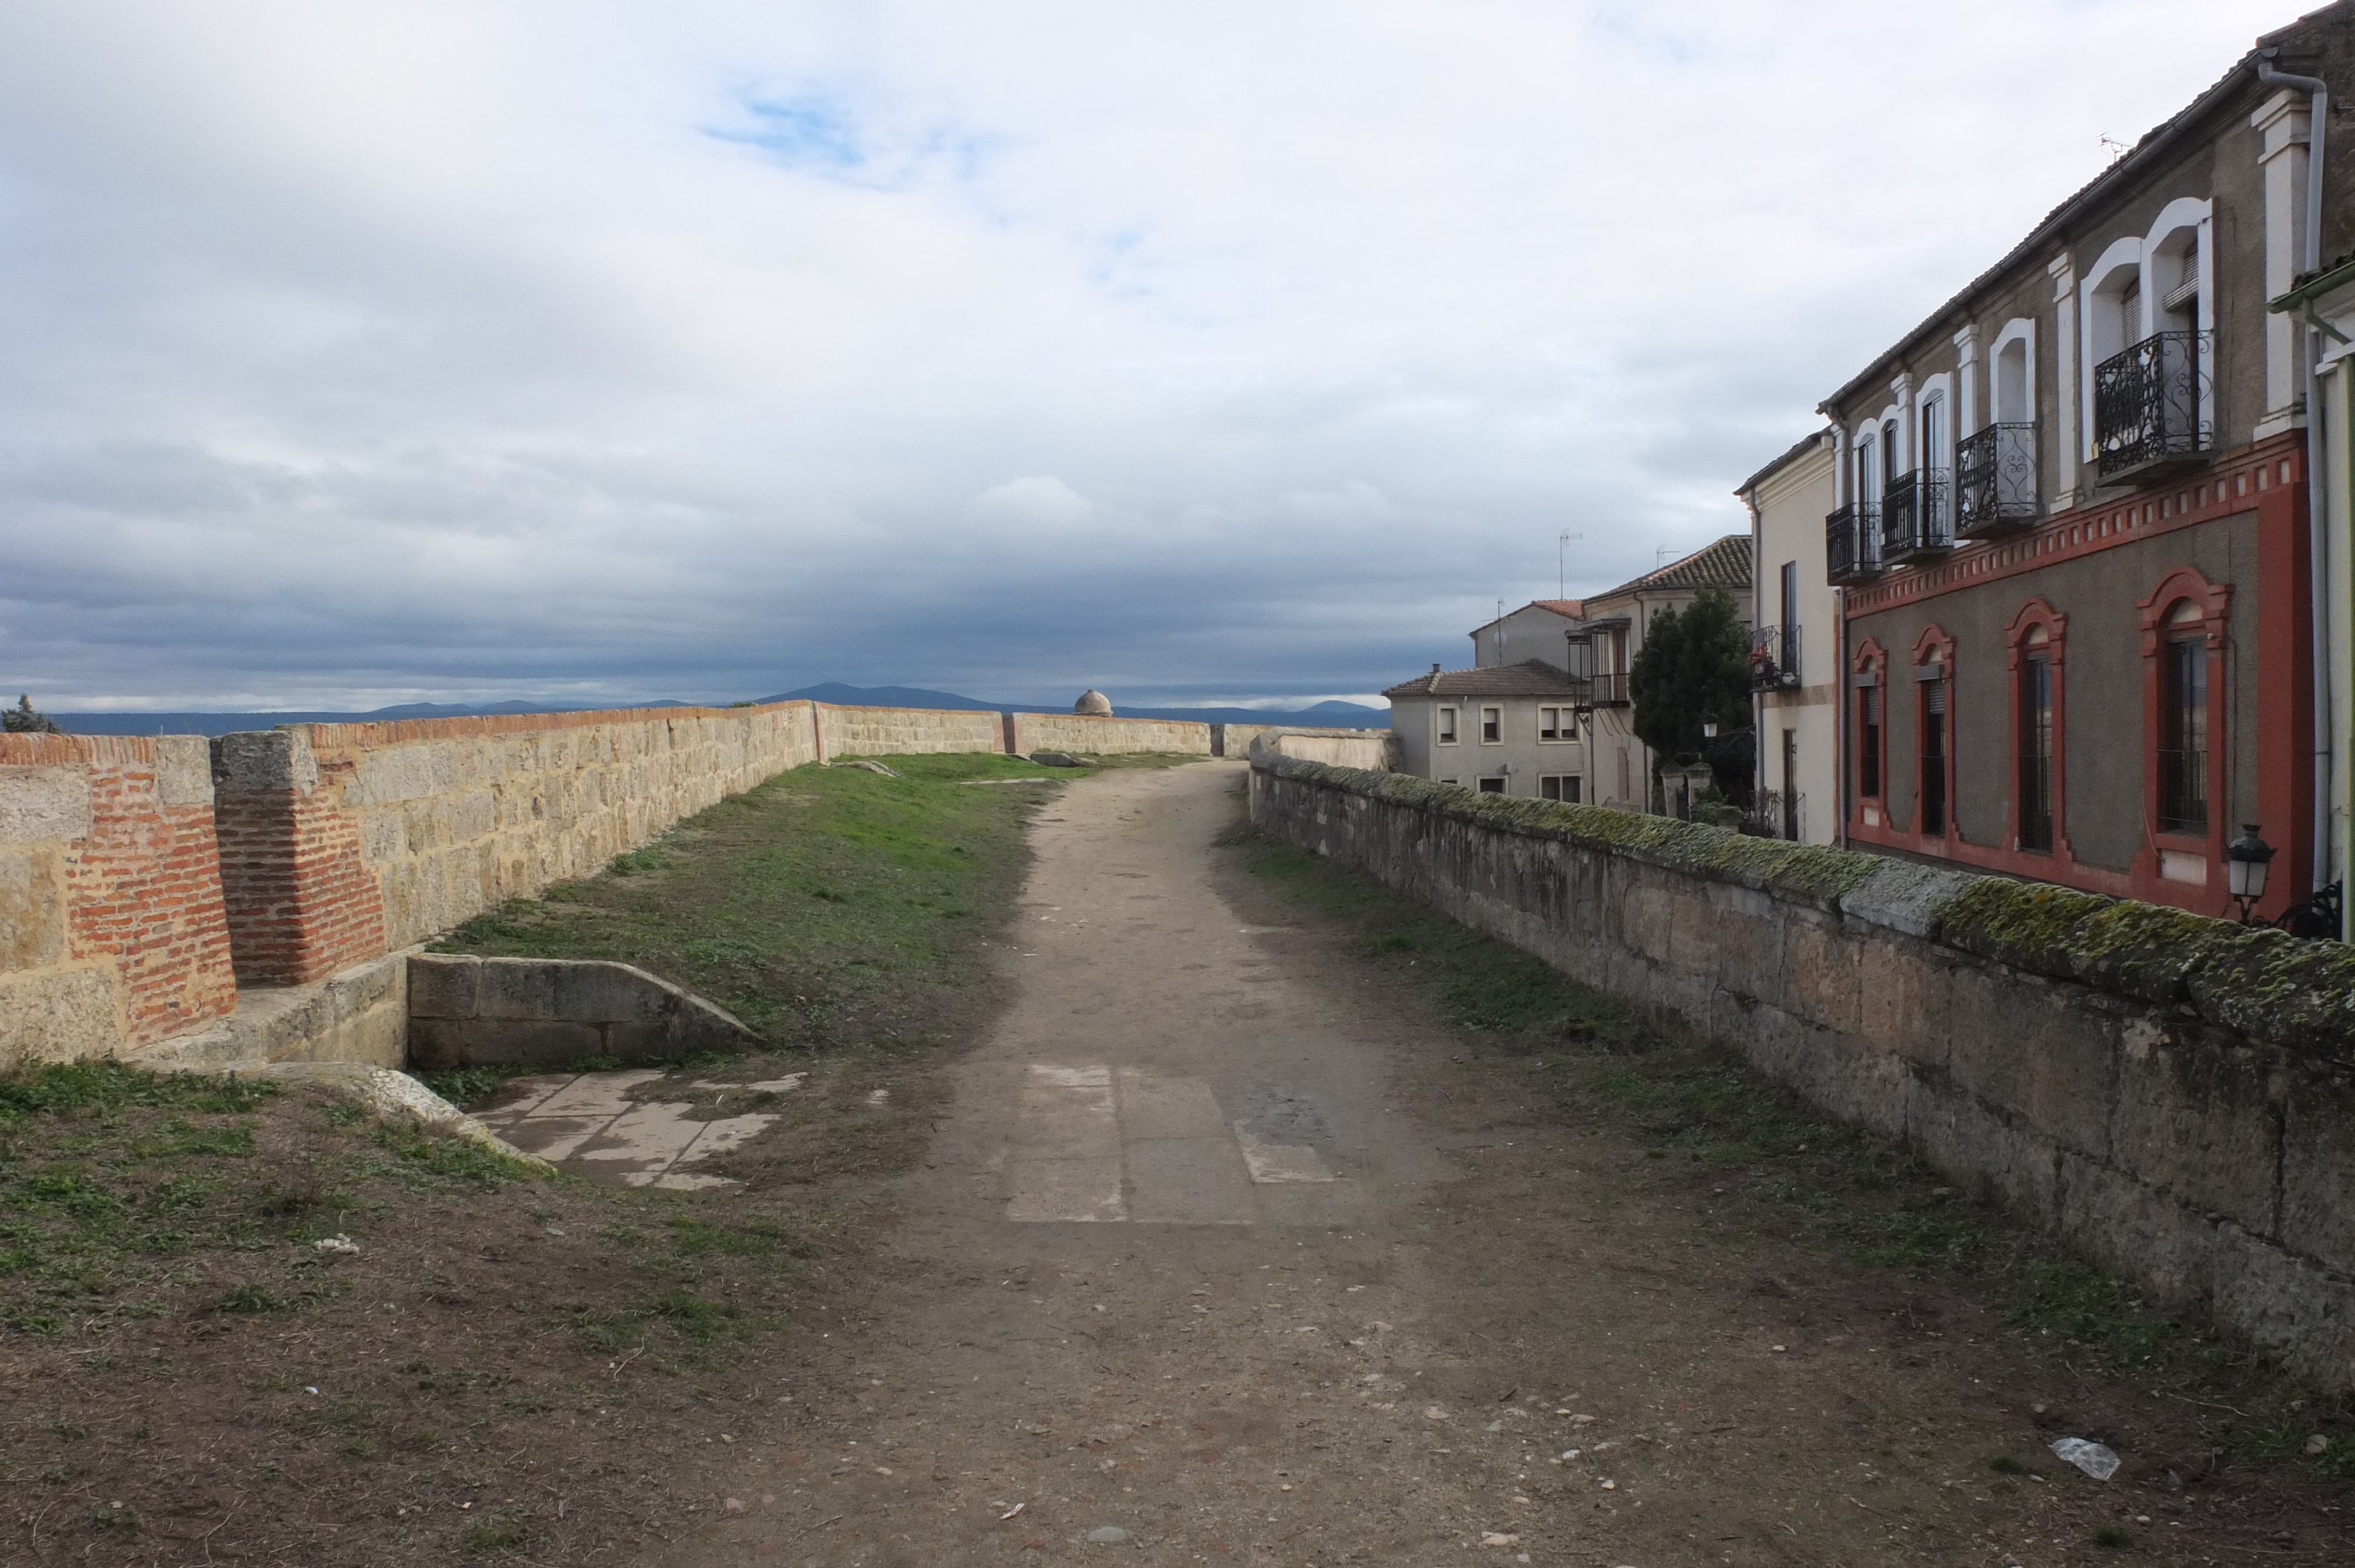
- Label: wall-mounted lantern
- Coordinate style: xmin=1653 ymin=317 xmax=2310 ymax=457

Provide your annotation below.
xmin=2225 ymin=823 xmax=2275 ymax=925
xmin=1701 ymin=710 xmax=1720 ymax=739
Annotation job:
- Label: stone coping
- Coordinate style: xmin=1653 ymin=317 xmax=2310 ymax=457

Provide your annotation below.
xmin=1253 ymin=754 xmax=2355 ymax=1061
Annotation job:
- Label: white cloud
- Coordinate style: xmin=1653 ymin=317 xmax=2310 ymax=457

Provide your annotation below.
xmin=973 ymin=474 xmax=1098 ymax=528
xmin=0 ymin=0 xmax=2297 ymax=710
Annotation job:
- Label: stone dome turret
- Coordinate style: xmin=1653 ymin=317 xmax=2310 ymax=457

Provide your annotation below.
xmin=1073 ymin=689 xmax=1113 ymax=716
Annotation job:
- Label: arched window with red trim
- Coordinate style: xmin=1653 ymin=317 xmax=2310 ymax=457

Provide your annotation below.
xmin=1912 ymin=626 xmax=1957 ymax=841
xmin=1852 ymin=639 xmax=1886 ymax=825
xmin=2005 ymin=599 xmax=2068 ymax=858
xmin=2136 ymin=567 xmax=2231 ymax=891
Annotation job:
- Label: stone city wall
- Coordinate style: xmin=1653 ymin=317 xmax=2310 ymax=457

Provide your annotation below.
xmin=1008 ymin=711 xmax=1213 ymax=756
xmin=1249 ymin=753 xmax=2355 ymax=1384
xmin=1215 ymin=723 xmax=1391 ymax=759
xmin=0 ymin=733 xmax=238 ymax=1065
xmin=1245 ymin=730 xmax=1396 ymax=770
xmin=814 ymin=703 xmax=1004 ymax=762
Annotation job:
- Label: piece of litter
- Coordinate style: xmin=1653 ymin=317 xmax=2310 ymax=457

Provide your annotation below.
xmin=1479 ymin=1533 xmax=1521 ymax=1548
xmin=867 ymin=1089 xmax=890 ymax=1105
xmin=1771 ymin=1344 xmax=1787 ymax=1353
xmin=2305 ymin=1434 xmax=2330 ymax=1456
xmin=1560 ymin=1449 xmax=1580 ymax=1460
xmin=999 ymin=1503 xmax=1026 ymax=1520
xmin=722 ymin=1498 xmax=745 ymax=1514
xmin=1600 ymin=1479 xmax=1617 ymax=1490
xmin=304 ymin=1386 xmax=319 ymax=1395
xmin=2049 ymin=1437 xmax=2120 ymax=1480
xmin=313 ymin=1234 xmax=361 ymax=1255
xmin=1086 ymin=1526 xmax=1129 ymax=1543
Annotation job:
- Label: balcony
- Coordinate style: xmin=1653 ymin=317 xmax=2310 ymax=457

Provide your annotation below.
xmin=1750 ymin=624 xmax=1800 ymax=692
xmin=1882 ymin=469 xmax=1952 ymax=562
xmin=2094 ymin=331 xmax=2213 ymax=483
xmin=1568 ymin=670 xmax=1629 ymax=709
xmin=1956 ymin=423 xmax=2038 ymax=536
xmin=1825 ymin=503 xmax=1882 ymax=584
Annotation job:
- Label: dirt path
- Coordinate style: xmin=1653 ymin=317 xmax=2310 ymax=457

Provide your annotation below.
xmin=661 ymin=761 xmax=2320 ymax=1567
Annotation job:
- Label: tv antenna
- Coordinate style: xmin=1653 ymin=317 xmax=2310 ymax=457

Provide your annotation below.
xmin=1558 ymin=530 xmax=1583 ymax=600
xmin=2099 ymin=134 xmax=2128 ymax=164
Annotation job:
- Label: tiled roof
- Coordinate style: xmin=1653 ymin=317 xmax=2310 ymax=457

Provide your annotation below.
xmin=1734 ymin=428 xmax=1833 ymax=499
xmin=1588 ymin=534 xmax=1753 ymax=603
xmin=1381 ymin=660 xmax=1583 ymax=699
xmin=1470 ymin=598 xmax=1586 ymax=634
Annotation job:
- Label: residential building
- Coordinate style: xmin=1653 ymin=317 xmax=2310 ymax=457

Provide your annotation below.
xmin=1384 ymin=662 xmax=1590 ymax=799
xmin=2270 ymin=248 xmax=2355 ymax=919
xmin=1468 ymin=599 xmax=1586 ymax=669
xmin=1818 ymin=5 xmax=2352 ymax=922
xmin=1572 ymin=536 xmax=1754 ymax=811
xmin=1739 ymin=430 xmax=1840 ymax=842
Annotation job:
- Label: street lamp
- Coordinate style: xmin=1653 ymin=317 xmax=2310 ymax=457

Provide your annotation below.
xmin=2225 ymin=824 xmax=2276 ymax=925
xmin=1701 ymin=710 xmax=1720 ymax=739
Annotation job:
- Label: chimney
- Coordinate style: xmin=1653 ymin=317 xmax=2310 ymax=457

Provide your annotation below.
xmin=1430 ymin=663 xmax=1441 ymax=675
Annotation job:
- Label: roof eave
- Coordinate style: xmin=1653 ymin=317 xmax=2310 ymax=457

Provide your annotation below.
xmin=1816 ymin=47 xmax=2264 ymax=420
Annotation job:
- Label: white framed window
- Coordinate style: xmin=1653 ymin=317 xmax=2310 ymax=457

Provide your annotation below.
xmin=1539 ymin=774 xmax=1582 ymax=803
xmin=1437 ymin=706 xmax=1459 ymax=745
xmin=1538 ymin=706 xmax=1575 ymax=742
xmin=1991 ymin=319 xmax=2036 ymax=424
xmin=1480 ymin=706 xmax=1502 ymax=743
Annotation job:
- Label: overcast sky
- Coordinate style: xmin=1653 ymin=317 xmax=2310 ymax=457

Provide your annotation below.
xmin=0 ymin=1 xmax=2294 ymax=712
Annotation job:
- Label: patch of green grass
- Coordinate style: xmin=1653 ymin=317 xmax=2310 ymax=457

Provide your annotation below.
xmin=0 ymin=1059 xmax=543 ymax=1336
xmin=427 ymin=752 xmax=1079 ymax=1057
xmin=1988 ymin=1454 xmax=2030 ymax=1475
xmin=462 ymin=1512 xmax=528 ymax=1553
xmin=2092 ymin=1524 xmax=2132 ymax=1548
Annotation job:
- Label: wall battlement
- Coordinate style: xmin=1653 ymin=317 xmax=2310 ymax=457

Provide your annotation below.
xmin=1248 ymin=752 xmax=2355 ymax=1384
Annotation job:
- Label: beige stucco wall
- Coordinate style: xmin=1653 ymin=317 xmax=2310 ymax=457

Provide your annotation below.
xmin=1749 ymin=436 xmax=1841 ymax=843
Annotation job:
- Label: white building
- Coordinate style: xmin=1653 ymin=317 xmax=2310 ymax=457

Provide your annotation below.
xmin=1385 ymin=662 xmax=1590 ymax=799
xmin=1573 ymin=536 xmax=1755 ymax=811
xmin=1738 ymin=431 xmax=1839 ymax=842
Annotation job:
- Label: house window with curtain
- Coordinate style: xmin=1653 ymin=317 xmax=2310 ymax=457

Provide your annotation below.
xmin=1919 ymin=660 xmax=1949 ymax=838
xmin=2018 ymin=631 xmax=2054 ymax=852
xmin=2157 ymin=604 xmax=2208 ymax=835
xmin=1858 ymin=683 xmax=1883 ymax=802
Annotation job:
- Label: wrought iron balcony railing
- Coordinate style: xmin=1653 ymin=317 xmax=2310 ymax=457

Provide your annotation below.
xmin=1825 ymin=503 xmax=1881 ymax=584
xmin=1568 ymin=670 xmax=1629 ymax=709
xmin=1750 ymin=624 xmax=1800 ymax=692
xmin=2094 ymin=331 xmax=2213 ymax=481
xmin=1956 ymin=423 xmax=2038 ymax=536
xmin=1882 ymin=469 xmax=1952 ymax=561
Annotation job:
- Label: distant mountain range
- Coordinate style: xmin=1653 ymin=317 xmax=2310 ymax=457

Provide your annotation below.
xmin=55 ymin=686 xmax=1385 ymax=739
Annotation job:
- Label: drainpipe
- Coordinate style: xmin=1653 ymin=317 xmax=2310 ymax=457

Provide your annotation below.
xmin=2258 ymin=47 xmax=2333 ymax=894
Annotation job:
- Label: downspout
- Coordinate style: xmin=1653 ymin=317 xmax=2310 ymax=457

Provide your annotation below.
xmin=2259 ymin=46 xmax=2333 ymax=895
xmin=1745 ymin=495 xmax=1764 ymax=816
